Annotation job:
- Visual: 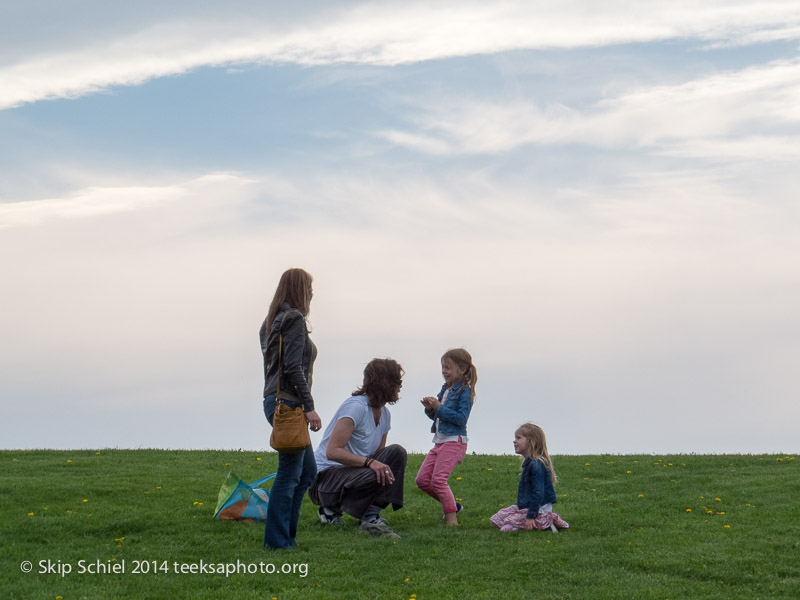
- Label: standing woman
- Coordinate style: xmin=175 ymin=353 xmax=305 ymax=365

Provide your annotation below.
xmin=260 ymin=268 xmax=322 ymax=550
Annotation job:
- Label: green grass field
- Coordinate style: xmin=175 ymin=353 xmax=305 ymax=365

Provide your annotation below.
xmin=2 ymin=450 xmax=798 ymax=599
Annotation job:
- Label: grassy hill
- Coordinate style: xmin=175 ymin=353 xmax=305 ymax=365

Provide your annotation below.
xmin=2 ymin=450 xmax=798 ymax=599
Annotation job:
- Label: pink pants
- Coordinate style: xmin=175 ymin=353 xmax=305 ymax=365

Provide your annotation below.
xmin=415 ymin=440 xmax=467 ymax=514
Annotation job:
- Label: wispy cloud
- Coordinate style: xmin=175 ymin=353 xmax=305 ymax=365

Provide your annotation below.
xmin=0 ymin=173 xmax=252 ymax=229
xmin=3 ymin=1 xmax=800 ymax=109
xmin=376 ymin=58 xmax=800 ymax=159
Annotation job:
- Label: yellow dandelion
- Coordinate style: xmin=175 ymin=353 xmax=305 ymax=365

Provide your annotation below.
xmin=724 ymin=524 xmax=731 ymax=529
xmin=488 ymin=468 xmax=493 ymax=471
xmin=225 ymin=463 xmax=231 ymax=466
xmin=57 ymin=597 xmax=64 ymax=600
xmin=626 ymin=471 xmax=631 ymax=474
xmin=456 ymin=477 xmax=461 ymax=481
xmin=707 ymin=510 xmax=713 ymax=514
xmin=256 ymin=457 xmax=261 ymax=461
xmin=456 ymin=498 xmax=462 ymax=502
xmin=585 ymin=463 xmax=590 ymax=466
xmin=686 ymin=508 xmax=692 ymax=512
xmin=28 ymin=512 xmax=34 ymax=516
xmin=405 ymin=578 xmax=410 ymax=583
xmin=717 ymin=511 xmax=725 ymax=515
xmin=638 ymin=494 xmax=644 ymax=498
xmin=715 ymin=498 xmax=722 ymax=502
xmin=83 ymin=499 xmax=88 ymax=503
xmin=67 ymin=459 xmax=72 ymax=463
xmin=95 ymin=452 xmax=101 ymax=455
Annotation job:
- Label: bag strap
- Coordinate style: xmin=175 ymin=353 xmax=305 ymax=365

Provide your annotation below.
xmin=276 ymin=332 xmax=283 ymax=400
xmin=249 ymin=473 xmax=277 ymax=488
xmin=275 ymin=311 xmax=300 ymax=405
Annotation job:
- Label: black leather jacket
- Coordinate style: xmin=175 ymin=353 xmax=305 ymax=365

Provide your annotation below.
xmin=260 ymin=303 xmax=315 ymax=413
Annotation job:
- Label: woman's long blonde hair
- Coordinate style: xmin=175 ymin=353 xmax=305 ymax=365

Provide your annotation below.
xmin=442 ymin=348 xmax=477 ymax=402
xmin=516 ymin=422 xmax=557 ymax=486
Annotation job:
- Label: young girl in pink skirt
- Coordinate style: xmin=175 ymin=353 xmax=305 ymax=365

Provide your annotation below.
xmin=490 ymin=423 xmax=569 ymax=532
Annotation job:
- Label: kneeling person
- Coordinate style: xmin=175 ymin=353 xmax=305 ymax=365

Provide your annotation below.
xmin=309 ymin=358 xmax=407 ymax=538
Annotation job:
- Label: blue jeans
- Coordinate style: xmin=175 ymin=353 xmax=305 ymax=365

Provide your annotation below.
xmin=263 ymin=396 xmax=317 ymax=549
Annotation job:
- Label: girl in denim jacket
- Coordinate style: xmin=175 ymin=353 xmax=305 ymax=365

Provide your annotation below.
xmin=490 ymin=422 xmax=569 ymax=532
xmin=415 ymin=348 xmax=477 ymax=526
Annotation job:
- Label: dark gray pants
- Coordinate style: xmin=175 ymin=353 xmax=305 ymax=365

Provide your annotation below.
xmin=308 ymin=444 xmax=407 ymax=519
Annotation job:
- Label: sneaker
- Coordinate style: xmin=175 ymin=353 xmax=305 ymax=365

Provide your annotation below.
xmin=441 ymin=501 xmax=464 ymax=520
xmin=358 ymin=517 xmax=400 ymax=539
xmin=318 ymin=507 xmax=344 ymax=526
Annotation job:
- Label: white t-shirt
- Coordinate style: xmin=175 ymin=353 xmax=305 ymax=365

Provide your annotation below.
xmin=315 ymin=395 xmax=391 ymax=472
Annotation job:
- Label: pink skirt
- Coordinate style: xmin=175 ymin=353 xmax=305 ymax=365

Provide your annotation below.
xmin=490 ymin=504 xmax=569 ymax=532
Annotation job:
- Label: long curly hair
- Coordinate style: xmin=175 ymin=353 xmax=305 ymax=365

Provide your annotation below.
xmin=353 ymin=358 xmax=404 ymax=408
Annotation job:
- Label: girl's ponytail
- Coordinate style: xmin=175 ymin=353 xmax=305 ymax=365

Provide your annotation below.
xmin=464 ymin=362 xmax=478 ymax=403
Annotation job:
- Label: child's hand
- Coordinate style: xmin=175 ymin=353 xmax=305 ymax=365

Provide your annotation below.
xmin=525 ymin=518 xmax=535 ymax=531
xmin=421 ymin=396 xmax=439 ymax=411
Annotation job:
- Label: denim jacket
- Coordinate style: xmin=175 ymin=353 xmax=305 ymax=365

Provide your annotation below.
xmin=260 ymin=303 xmax=315 ymax=420
xmin=517 ymin=457 xmax=558 ymax=519
xmin=424 ymin=381 xmax=473 ymax=436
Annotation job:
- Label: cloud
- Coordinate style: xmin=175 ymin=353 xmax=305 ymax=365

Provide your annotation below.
xmin=658 ymin=135 xmax=800 ymax=161
xmin=2 ymin=159 xmax=799 ymax=452
xmin=0 ymin=172 xmax=253 ymax=229
xmin=3 ymin=164 xmax=799 ymax=452
xmin=3 ymin=1 xmax=800 ymax=109
xmin=376 ymin=57 xmax=800 ymax=159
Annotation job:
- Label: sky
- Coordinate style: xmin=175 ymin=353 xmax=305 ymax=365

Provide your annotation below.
xmin=1 ymin=1 xmax=799 ymax=455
